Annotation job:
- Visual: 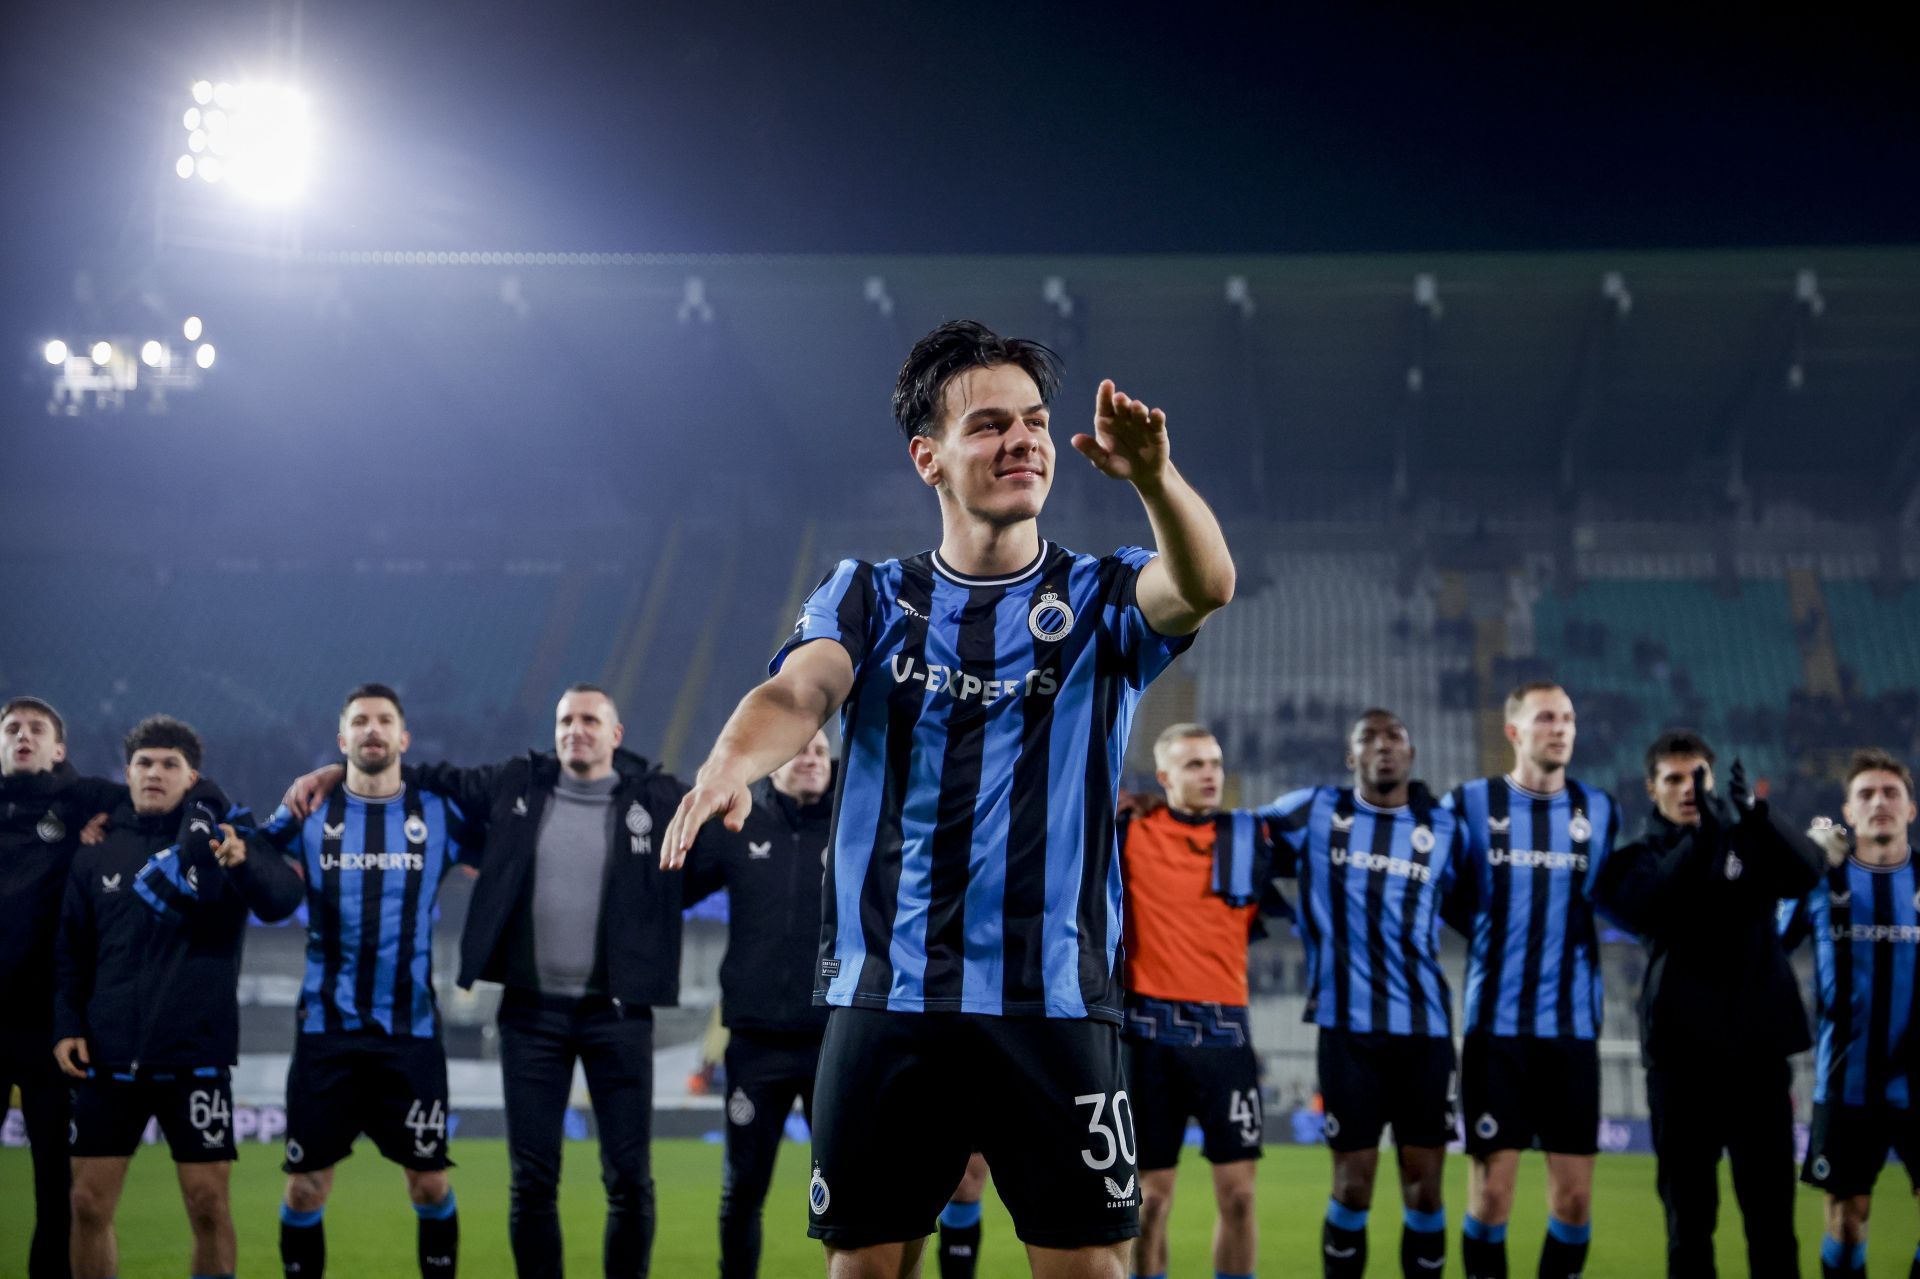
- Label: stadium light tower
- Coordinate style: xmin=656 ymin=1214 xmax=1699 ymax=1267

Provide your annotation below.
xmin=176 ymin=79 xmax=314 ymax=203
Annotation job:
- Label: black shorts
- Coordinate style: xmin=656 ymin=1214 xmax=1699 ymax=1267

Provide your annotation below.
xmin=1317 ymin=1029 xmax=1456 ymax=1152
xmin=285 ymin=1032 xmax=453 ymax=1173
xmin=809 ymin=1007 xmax=1139 ymax=1251
xmin=1125 ymin=1037 xmax=1264 ymax=1169
xmin=1802 ymin=1101 xmax=1920 ymax=1198
xmin=1461 ymin=1033 xmax=1599 ymax=1156
xmin=70 ymin=1069 xmax=237 ymax=1163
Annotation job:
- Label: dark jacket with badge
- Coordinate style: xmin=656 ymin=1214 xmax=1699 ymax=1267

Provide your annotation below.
xmin=53 ymin=785 xmax=304 ymax=1070
xmin=411 ymin=749 xmax=726 ymax=1009
xmin=715 ymin=778 xmax=833 ymax=1034
xmin=0 ymin=762 xmax=121 ymax=1033
xmin=1593 ymin=793 xmax=1822 ymax=1069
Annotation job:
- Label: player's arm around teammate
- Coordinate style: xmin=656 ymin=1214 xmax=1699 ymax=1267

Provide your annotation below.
xmin=1118 ymin=724 xmax=1269 ymax=1279
xmin=1444 ymin=683 xmax=1619 ymax=1279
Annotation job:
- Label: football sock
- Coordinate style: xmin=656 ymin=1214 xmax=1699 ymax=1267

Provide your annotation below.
xmin=937 ymin=1198 xmax=983 ymax=1279
xmin=1402 ymin=1207 xmax=1446 ymax=1277
xmin=280 ymin=1203 xmax=325 ymax=1278
xmin=414 ymin=1190 xmax=458 ymax=1278
xmin=1462 ymin=1213 xmax=1508 ymax=1279
xmin=1323 ymin=1199 xmax=1368 ymax=1279
xmin=1539 ymin=1216 xmax=1590 ymax=1279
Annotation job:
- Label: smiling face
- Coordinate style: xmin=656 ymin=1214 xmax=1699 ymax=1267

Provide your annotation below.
xmin=339 ymin=696 xmax=409 ymax=776
xmin=126 ymin=747 xmax=197 ymax=815
xmin=555 ymin=688 xmax=623 ymax=778
xmin=771 ymin=730 xmax=832 ymax=804
xmin=1844 ymin=769 xmax=1916 ymax=853
xmin=907 ymin=363 xmax=1054 ymax=528
xmin=1 ymin=707 xmax=64 ymax=776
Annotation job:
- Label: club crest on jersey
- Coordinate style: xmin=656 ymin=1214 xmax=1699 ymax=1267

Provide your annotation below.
xmin=36 ymin=811 xmax=66 ymax=843
xmin=1409 ymin=825 xmax=1436 ymax=854
xmin=1724 ymin=852 xmax=1744 ymax=881
xmin=404 ymin=814 xmax=429 ymax=844
xmin=1027 ymin=590 xmax=1075 ymax=642
xmin=626 ymin=803 xmax=652 ymax=837
xmin=809 ymin=1169 xmax=831 ymax=1215
xmin=1568 ymin=812 xmax=1593 ymax=842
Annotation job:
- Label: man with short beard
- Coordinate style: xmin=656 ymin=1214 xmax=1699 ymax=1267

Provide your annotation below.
xmin=1 ymin=696 xmax=120 ymax=1279
xmin=282 ymin=682 xmax=731 ymax=1279
xmin=263 ymin=684 xmax=473 ymax=1279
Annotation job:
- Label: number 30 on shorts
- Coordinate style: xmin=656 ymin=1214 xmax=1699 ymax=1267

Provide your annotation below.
xmin=1074 ymin=1091 xmax=1137 ymax=1171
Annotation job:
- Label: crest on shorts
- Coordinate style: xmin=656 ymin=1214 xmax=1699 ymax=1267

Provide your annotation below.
xmin=1568 ymin=812 xmax=1592 ymax=842
xmin=1027 ymin=590 xmax=1075 ymax=642
xmin=1323 ymin=1113 xmax=1341 ymax=1139
xmin=1410 ymin=825 xmax=1436 ymax=855
xmin=809 ymin=1169 xmax=831 ymax=1215
xmin=404 ymin=814 xmax=429 ymax=845
xmin=37 ymin=811 xmax=66 ymax=843
xmin=1812 ymin=1155 xmax=1831 ymax=1182
xmin=1475 ymin=1113 xmax=1499 ymax=1140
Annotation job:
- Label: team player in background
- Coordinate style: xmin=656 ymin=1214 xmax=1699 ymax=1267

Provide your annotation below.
xmin=1779 ymin=749 xmax=1920 ymax=1279
xmin=1260 ymin=710 xmax=1467 ymax=1279
xmin=1118 ymin=722 xmax=1276 ymax=1279
xmin=1444 ymin=682 xmax=1619 ymax=1279
xmin=263 ymin=685 xmax=471 ymax=1279
xmin=55 ymin=715 xmax=303 ymax=1279
xmin=661 ymin=319 xmax=1235 ymax=1279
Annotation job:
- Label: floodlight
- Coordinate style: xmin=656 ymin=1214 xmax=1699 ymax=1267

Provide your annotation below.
xmin=175 ymin=155 xmax=195 ymax=179
xmin=195 ymin=344 xmax=216 ymax=369
xmin=179 ymin=80 xmax=314 ymax=202
xmin=91 ymin=341 xmax=113 ymax=366
xmin=183 ymin=316 xmax=202 ymax=341
xmin=44 ymin=340 xmax=67 ymax=365
xmin=141 ymin=341 xmax=165 ymax=368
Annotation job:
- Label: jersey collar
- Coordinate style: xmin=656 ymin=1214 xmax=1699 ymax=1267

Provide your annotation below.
xmin=931 ymin=541 xmax=1049 ymax=588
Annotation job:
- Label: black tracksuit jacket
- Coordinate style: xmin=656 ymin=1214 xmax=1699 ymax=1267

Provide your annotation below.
xmin=1593 ymin=796 xmax=1823 ymax=1070
xmin=0 ymin=763 xmax=121 ymax=1036
xmin=53 ymin=787 xmax=304 ymax=1072
xmin=714 ymin=779 xmax=832 ymax=1034
xmin=411 ymin=749 xmax=727 ymax=1009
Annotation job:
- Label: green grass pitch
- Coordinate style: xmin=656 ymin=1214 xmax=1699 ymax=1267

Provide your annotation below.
xmin=3 ymin=1138 xmax=1916 ymax=1276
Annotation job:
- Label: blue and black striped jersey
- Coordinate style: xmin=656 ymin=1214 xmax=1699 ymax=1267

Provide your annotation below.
xmin=776 ymin=541 xmax=1192 ymax=1022
xmin=1780 ymin=853 xmax=1920 ymax=1108
xmin=1258 ymin=785 xmax=1465 ymax=1037
xmin=1446 ymin=776 xmax=1620 ymax=1040
xmin=263 ymin=786 xmax=468 ymax=1037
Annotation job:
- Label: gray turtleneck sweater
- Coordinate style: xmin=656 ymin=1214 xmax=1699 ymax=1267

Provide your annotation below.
xmin=530 ymin=770 xmax=619 ymax=996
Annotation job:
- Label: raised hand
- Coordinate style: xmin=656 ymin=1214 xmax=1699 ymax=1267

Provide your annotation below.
xmin=1072 ymin=379 xmax=1170 ymax=488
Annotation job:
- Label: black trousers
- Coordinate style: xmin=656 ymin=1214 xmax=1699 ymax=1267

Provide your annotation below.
xmin=499 ymin=990 xmax=657 ymax=1279
xmin=718 ymin=1028 xmax=822 ymax=1279
xmin=1646 ymin=1056 xmax=1800 ymax=1279
xmin=0 ymin=1026 xmax=70 ymax=1279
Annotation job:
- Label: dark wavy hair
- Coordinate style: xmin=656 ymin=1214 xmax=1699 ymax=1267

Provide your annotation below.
xmin=891 ymin=320 xmax=1063 ymax=440
xmin=123 ymin=715 xmax=203 ymax=769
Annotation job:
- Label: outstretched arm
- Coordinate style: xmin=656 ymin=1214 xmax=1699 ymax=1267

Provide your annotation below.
xmin=660 ymin=639 xmax=854 ymax=869
xmin=1072 ymin=379 xmax=1235 ymax=636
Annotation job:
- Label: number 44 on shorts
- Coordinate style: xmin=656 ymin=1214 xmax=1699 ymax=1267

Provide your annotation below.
xmin=406 ymin=1099 xmax=447 ymax=1158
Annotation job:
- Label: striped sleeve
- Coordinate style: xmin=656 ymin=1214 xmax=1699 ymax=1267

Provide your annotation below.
xmin=1256 ymin=786 xmax=1318 ymax=874
xmin=1777 ymin=892 xmax=1812 ymax=949
xmin=133 ymin=844 xmax=198 ymax=922
xmin=772 ymin=558 xmax=875 ymax=677
xmin=1103 ymin=546 xmax=1196 ymax=689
